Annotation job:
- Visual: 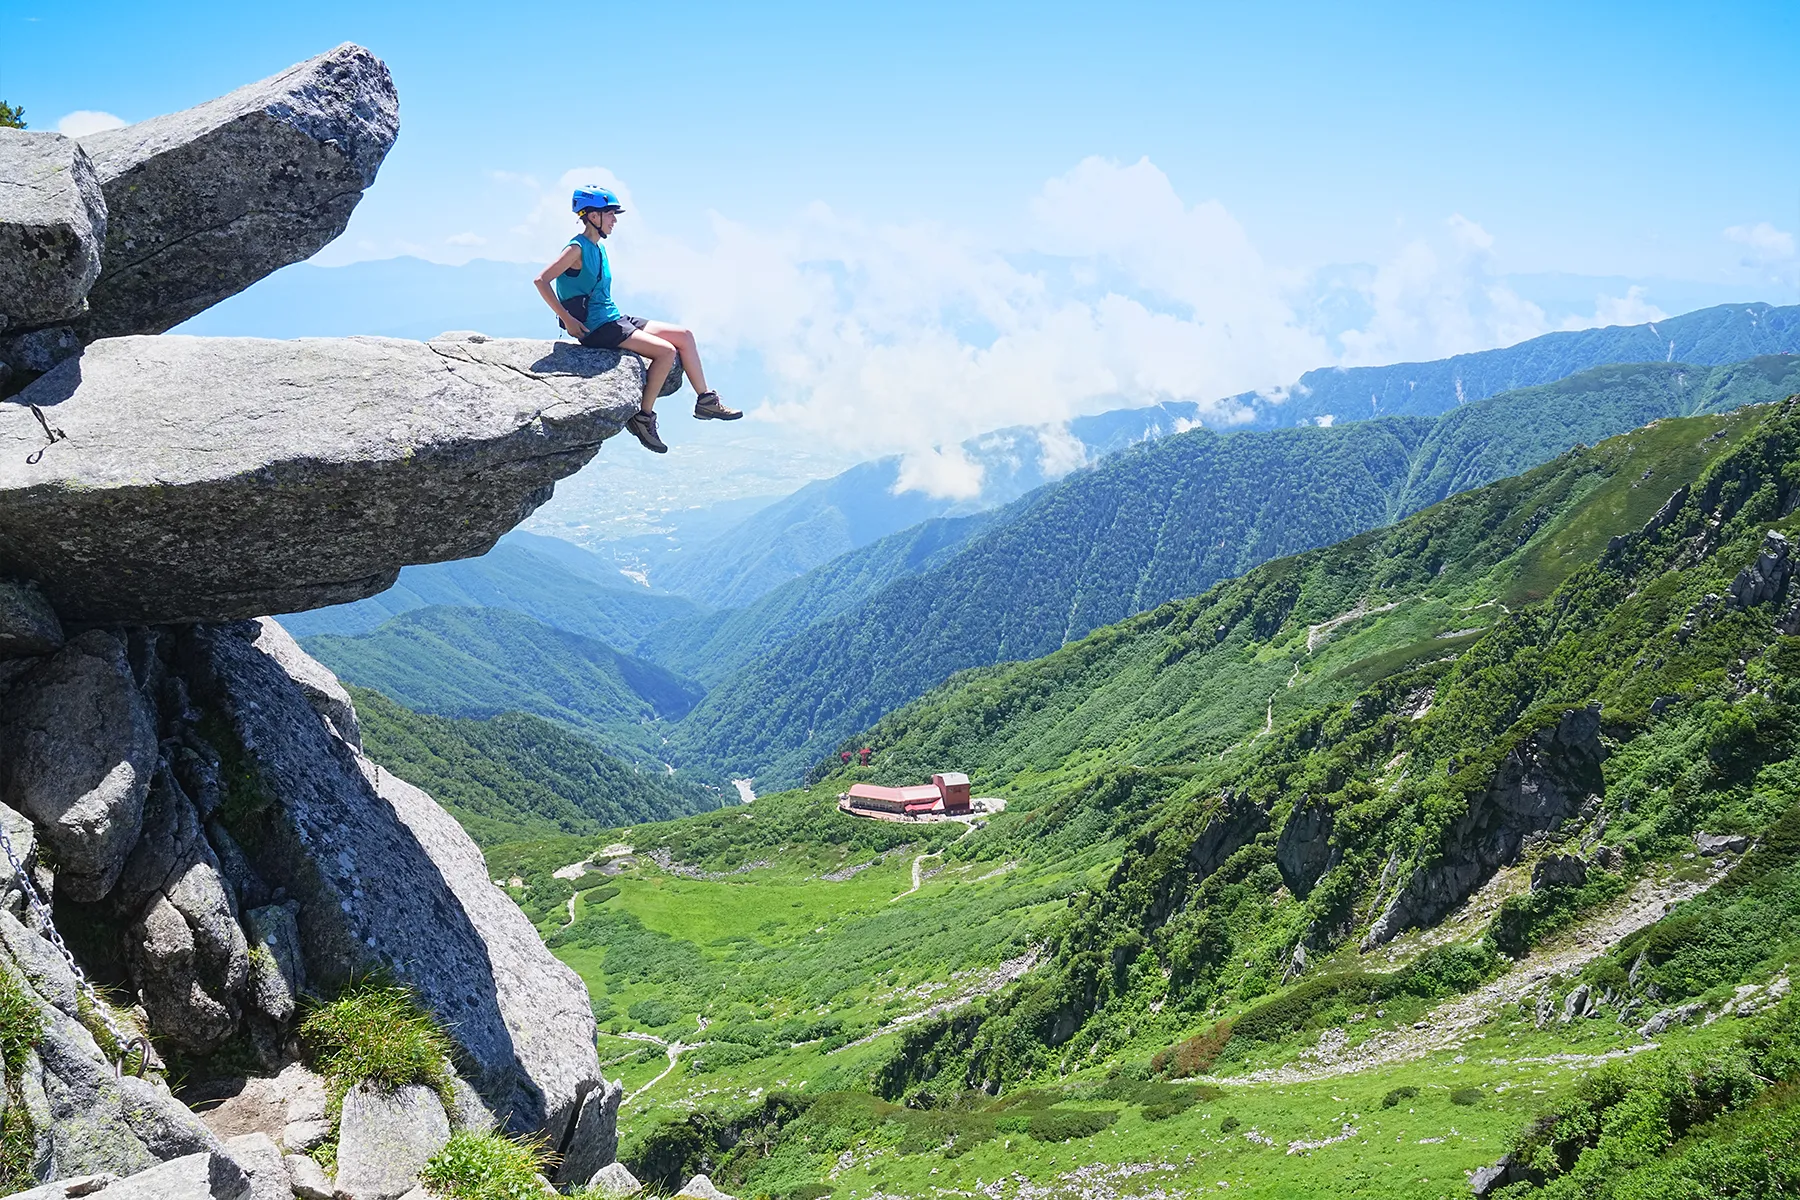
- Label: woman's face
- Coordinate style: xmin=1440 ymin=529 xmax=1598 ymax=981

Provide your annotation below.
xmin=597 ymin=209 xmax=619 ymax=237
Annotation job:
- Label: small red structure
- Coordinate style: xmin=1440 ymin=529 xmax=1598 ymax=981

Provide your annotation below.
xmin=840 ymin=750 xmax=853 ymax=764
xmin=843 ymin=772 xmax=972 ymax=818
xmin=858 ymin=746 xmax=873 ymax=766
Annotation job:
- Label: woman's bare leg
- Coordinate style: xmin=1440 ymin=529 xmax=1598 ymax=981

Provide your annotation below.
xmin=619 ymin=330 xmax=678 ymax=411
xmin=640 ymin=320 xmax=710 ymax=396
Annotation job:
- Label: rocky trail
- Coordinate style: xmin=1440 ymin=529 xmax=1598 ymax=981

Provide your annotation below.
xmin=1207 ymin=858 xmax=1734 ymax=1086
xmin=619 ymin=1016 xmax=714 ymax=1107
xmin=619 ymin=1032 xmax=699 ymax=1107
xmin=835 ymin=951 xmax=1042 ymax=1052
xmin=891 ymin=852 xmax=936 ymax=902
xmin=1306 ymin=600 xmax=1403 ymax=653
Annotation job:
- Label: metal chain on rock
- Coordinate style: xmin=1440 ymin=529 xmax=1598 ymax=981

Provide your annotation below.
xmin=24 ymin=403 xmax=66 ymax=466
xmin=0 ymin=808 xmax=141 ymax=1075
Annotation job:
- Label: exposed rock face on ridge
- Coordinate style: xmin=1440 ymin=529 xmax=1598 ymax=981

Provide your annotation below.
xmin=0 ymin=129 xmax=107 ymax=333
xmin=1365 ymin=705 xmax=1605 ymax=946
xmin=182 ymin=620 xmax=602 ymax=1140
xmin=0 ymin=944 xmax=222 ymax=1180
xmin=0 ymin=629 xmax=157 ymax=901
xmin=76 ymin=43 xmax=399 ymax=340
xmin=1 ymin=333 xmax=645 ymax=624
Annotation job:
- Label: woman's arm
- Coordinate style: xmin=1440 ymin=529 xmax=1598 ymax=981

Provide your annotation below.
xmin=534 ymin=244 xmax=588 ymax=336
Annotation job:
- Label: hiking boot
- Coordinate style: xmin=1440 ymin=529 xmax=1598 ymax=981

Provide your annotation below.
xmin=626 ymin=409 xmax=668 ymax=453
xmin=693 ymin=391 xmax=743 ymax=421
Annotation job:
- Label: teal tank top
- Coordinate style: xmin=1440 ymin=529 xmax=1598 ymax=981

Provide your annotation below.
xmin=551 ymin=235 xmax=622 ymax=324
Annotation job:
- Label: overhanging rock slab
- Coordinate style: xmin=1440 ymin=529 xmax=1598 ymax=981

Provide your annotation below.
xmin=0 ymin=128 xmax=107 ymax=333
xmin=77 ymin=42 xmax=399 ymax=339
xmin=0 ymin=333 xmax=644 ymax=625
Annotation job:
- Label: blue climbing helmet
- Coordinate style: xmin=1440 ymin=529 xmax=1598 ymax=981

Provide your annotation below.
xmin=571 ymin=186 xmax=624 ymax=215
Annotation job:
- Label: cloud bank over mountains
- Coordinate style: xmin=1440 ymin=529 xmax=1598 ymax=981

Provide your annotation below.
xmin=313 ymin=155 xmax=1781 ymax=498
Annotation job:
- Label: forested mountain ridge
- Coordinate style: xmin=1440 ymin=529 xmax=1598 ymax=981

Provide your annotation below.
xmin=1393 ymin=354 xmax=1800 ymax=511
xmin=1227 ymin=300 xmax=1800 ymax=427
xmin=667 ymin=418 xmax=1434 ymax=783
xmin=351 ymin=686 xmax=722 ymax=846
xmin=851 ymin=404 xmax=1766 ymax=792
xmin=671 ymin=355 xmax=1800 ymax=786
xmin=638 ymin=510 xmax=998 ymax=684
xmin=276 ymin=531 xmax=704 ymax=647
xmin=299 ymin=605 xmax=707 ymax=769
xmin=578 ymin=302 xmax=1800 ymax=604
xmin=827 ymin=397 xmax=1800 ymax=1196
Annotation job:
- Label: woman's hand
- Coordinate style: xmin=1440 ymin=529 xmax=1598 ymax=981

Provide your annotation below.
xmin=562 ymin=315 xmax=589 ymax=338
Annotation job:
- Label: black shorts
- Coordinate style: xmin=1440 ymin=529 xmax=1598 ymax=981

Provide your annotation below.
xmin=578 ymin=314 xmax=647 ymax=350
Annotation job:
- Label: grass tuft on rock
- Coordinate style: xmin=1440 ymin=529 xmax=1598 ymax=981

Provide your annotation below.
xmin=299 ymin=981 xmax=456 ymax=1108
xmin=75 ymin=984 xmax=149 ymax=1072
xmin=420 ymin=1130 xmax=552 ymax=1200
xmin=0 ymin=966 xmax=43 ymax=1192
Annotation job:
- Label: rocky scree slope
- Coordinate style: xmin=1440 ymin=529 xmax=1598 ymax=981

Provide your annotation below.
xmin=0 ymin=45 xmax=652 ymax=1199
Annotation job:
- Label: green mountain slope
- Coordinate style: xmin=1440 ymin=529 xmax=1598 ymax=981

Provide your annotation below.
xmin=638 ymin=511 xmax=997 ymax=684
xmin=351 ymin=686 xmax=722 ymax=846
xmin=300 ymin=606 xmax=706 ymax=769
xmin=276 ymin=533 xmax=704 ymax=649
xmin=672 ymin=356 xmax=1800 ymax=786
xmin=489 ymin=403 xmax=1800 ymax=1200
xmin=853 ymin=400 xmax=1800 ymax=1078
xmin=688 ymin=399 xmax=1800 ymax=1199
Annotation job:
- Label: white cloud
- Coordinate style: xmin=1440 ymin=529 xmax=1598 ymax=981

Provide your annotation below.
xmin=1725 ymin=221 xmax=1796 ymax=261
xmin=1035 ymin=423 xmax=1089 ymax=478
xmin=1335 ymin=215 xmax=1550 ymax=367
xmin=57 ymin=110 xmax=126 ymax=137
xmin=1560 ymin=285 xmax=1668 ymax=331
xmin=414 ymin=160 xmax=1670 ymax=497
xmin=893 ymin=443 xmax=985 ymax=500
xmin=445 ymin=231 xmax=486 ymax=247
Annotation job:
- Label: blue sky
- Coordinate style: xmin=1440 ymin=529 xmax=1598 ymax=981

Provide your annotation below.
xmin=8 ymin=0 xmax=1800 ymax=504
xmin=9 ymin=0 xmax=1796 ymax=279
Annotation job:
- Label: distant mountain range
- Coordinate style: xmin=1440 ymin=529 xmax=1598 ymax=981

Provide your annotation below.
xmin=278 ymin=533 xmax=702 ymax=646
xmin=587 ymin=302 xmax=1800 ymax=605
xmin=668 ymin=353 xmax=1800 ymax=785
xmin=198 ymin=258 xmax=1797 ymax=608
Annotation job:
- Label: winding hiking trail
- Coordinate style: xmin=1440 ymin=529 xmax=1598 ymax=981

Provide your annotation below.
xmin=620 ymin=1028 xmax=706 ymax=1106
xmin=618 ymin=1015 xmax=714 ymax=1106
xmin=891 ymin=852 xmax=933 ymax=902
xmin=1203 ymin=862 xmax=1733 ymax=1087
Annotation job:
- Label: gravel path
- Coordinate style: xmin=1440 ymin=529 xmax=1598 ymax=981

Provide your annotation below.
xmin=1206 ymin=862 xmax=1730 ymax=1086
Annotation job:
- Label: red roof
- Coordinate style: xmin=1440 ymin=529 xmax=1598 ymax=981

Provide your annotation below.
xmin=848 ymin=783 xmax=942 ymax=804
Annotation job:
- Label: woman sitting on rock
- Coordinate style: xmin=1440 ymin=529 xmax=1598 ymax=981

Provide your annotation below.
xmin=534 ymin=185 xmax=741 ymax=453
